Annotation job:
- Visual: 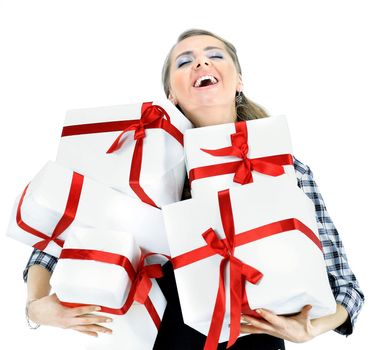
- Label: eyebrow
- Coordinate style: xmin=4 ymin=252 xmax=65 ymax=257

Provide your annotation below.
xmin=175 ymin=46 xmax=224 ymax=61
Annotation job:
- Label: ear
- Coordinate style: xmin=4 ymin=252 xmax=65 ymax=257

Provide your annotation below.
xmin=168 ymin=93 xmax=178 ymax=105
xmin=236 ymin=74 xmax=243 ymax=93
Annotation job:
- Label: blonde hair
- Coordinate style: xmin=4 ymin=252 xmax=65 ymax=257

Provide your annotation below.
xmin=161 ymin=28 xmax=269 ymax=121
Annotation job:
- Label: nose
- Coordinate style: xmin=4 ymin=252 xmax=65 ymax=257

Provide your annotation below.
xmin=194 ymin=56 xmax=210 ymax=70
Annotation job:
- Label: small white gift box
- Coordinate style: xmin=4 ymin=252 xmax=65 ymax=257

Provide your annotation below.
xmin=184 ymin=116 xmax=297 ymax=198
xmin=56 ymin=99 xmax=193 ymax=208
xmin=6 ymin=161 xmax=169 ymax=257
xmin=51 ymin=227 xmax=166 ymax=350
xmin=162 ymin=176 xmax=336 ymax=347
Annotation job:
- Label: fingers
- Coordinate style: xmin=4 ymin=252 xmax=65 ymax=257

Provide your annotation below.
xmin=74 ymin=315 xmax=113 ymax=325
xmin=253 ymin=308 xmax=282 ymax=326
xmin=299 ymin=305 xmax=313 ymax=319
xmin=75 ymin=330 xmax=99 ymax=337
xmin=241 ymin=315 xmax=275 ymax=334
xmin=70 ymin=305 xmax=102 ymax=316
xmin=240 ymin=324 xmax=264 ymax=334
xmin=61 ymin=305 xmax=113 ymax=333
xmin=240 ymin=321 xmax=278 ymax=337
xmin=70 ymin=324 xmax=113 ymax=335
xmin=62 ymin=313 xmax=113 ymax=333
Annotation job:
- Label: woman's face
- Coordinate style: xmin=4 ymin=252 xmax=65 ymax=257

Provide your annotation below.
xmin=168 ymin=35 xmax=243 ymax=126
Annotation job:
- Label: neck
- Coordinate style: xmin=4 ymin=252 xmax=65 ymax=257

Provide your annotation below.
xmin=185 ymin=104 xmax=237 ymax=127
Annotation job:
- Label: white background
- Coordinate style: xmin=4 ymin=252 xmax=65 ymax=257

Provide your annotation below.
xmin=0 ymin=0 xmax=381 ymax=349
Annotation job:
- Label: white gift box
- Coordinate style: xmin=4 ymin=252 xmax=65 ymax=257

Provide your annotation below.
xmin=51 ymin=227 xmax=166 ymax=350
xmin=162 ymin=176 xmax=336 ymax=343
xmin=184 ymin=116 xmax=297 ymax=198
xmin=56 ymin=99 xmax=193 ymax=208
xmin=6 ymin=161 xmax=169 ymax=257
xmin=51 ymin=227 xmax=141 ymax=308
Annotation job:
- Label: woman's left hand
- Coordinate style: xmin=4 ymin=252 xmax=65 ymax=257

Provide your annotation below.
xmin=240 ymin=305 xmax=318 ymax=343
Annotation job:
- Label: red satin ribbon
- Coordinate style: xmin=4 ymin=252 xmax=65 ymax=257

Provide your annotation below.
xmin=59 ymin=249 xmax=168 ymax=329
xmin=202 ymin=227 xmax=263 ymax=349
xmin=61 ymin=102 xmax=184 ymax=208
xmin=171 ymin=190 xmax=322 ymax=350
xmin=130 ymin=252 xmax=169 ymax=328
xmin=190 ymin=121 xmax=293 ymax=185
xmin=16 ymin=172 xmax=84 ymax=251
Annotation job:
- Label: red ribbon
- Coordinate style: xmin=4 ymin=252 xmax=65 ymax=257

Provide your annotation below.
xmin=202 ymin=227 xmax=263 ymax=349
xmin=59 ymin=249 xmax=168 ymax=329
xmin=61 ymin=102 xmax=184 ymax=208
xmin=190 ymin=121 xmax=293 ymax=185
xmin=171 ymin=189 xmax=322 ymax=350
xmin=16 ymin=172 xmax=84 ymax=251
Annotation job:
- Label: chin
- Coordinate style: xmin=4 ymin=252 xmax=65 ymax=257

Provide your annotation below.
xmin=196 ymin=116 xmax=233 ymax=128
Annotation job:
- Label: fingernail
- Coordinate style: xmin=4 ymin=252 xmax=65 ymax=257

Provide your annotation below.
xmin=95 ymin=307 xmax=101 ymax=311
xmin=106 ymin=318 xmax=113 ymax=323
xmin=256 ymin=309 xmax=262 ymax=314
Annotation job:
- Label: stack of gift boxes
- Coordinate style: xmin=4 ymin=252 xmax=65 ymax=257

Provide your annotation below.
xmin=163 ymin=117 xmax=336 ymax=349
xmin=7 ymin=99 xmax=336 ymax=350
xmin=7 ymin=100 xmax=192 ymax=349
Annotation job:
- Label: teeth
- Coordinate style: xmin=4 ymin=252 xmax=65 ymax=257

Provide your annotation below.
xmin=194 ymin=75 xmax=218 ymax=87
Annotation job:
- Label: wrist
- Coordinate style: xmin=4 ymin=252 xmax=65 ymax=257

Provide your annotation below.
xmin=308 ymin=320 xmax=321 ymax=339
xmin=309 ymin=304 xmax=349 ymax=337
xmin=25 ymin=299 xmax=40 ymax=329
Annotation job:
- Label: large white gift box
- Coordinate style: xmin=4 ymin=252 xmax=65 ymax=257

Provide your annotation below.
xmin=162 ymin=176 xmax=336 ymax=347
xmin=56 ymin=99 xmax=193 ymax=208
xmin=6 ymin=161 xmax=169 ymax=257
xmin=184 ymin=116 xmax=297 ymax=198
xmin=50 ymin=227 xmax=166 ymax=350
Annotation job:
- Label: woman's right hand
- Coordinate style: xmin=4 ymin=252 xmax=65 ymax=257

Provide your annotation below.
xmin=27 ymin=293 xmax=113 ymax=337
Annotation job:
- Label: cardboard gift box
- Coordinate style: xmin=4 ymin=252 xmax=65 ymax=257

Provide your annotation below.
xmin=56 ymin=99 xmax=193 ymax=208
xmin=7 ymin=161 xmax=169 ymax=257
xmin=162 ymin=176 xmax=336 ymax=348
xmin=51 ymin=227 xmax=167 ymax=350
xmin=184 ymin=116 xmax=297 ymax=198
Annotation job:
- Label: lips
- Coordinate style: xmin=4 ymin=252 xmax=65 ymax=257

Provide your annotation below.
xmin=193 ymin=74 xmax=219 ymax=88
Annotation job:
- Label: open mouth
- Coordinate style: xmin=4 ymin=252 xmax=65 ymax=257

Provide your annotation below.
xmin=193 ymin=75 xmax=219 ymax=88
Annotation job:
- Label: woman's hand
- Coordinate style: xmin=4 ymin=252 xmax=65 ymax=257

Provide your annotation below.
xmin=240 ymin=305 xmax=318 ymax=343
xmin=27 ymin=294 xmax=113 ymax=337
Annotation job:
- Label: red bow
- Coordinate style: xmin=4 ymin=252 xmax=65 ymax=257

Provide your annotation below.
xmin=105 ymin=102 xmax=182 ymax=208
xmin=202 ymin=190 xmax=263 ymax=350
xmin=200 ymin=121 xmax=286 ymax=184
xmin=131 ymin=254 xmax=164 ymax=304
xmin=202 ymin=226 xmax=263 ymax=349
xmin=106 ymin=104 xmax=172 ymax=153
xmin=130 ymin=253 xmax=168 ymax=329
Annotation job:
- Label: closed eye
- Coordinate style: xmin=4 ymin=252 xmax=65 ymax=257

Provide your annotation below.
xmin=177 ymin=60 xmax=191 ymax=68
xmin=176 ymin=52 xmax=224 ymax=68
xmin=209 ymin=53 xmax=224 ymax=59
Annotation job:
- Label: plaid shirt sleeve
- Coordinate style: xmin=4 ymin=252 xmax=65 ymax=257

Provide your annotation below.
xmin=293 ymin=156 xmax=365 ymax=336
xmin=23 ymin=248 xmax=58 ymax=282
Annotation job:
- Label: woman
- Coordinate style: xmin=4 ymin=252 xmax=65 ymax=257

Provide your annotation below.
xmin=24 ymin=29 xmax=364 ymax=349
